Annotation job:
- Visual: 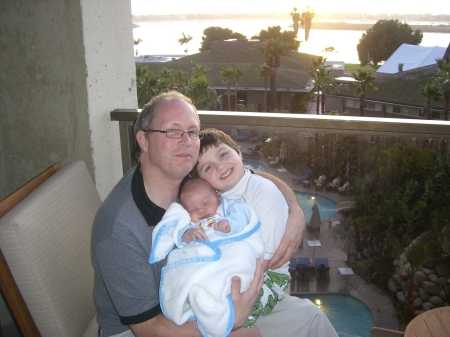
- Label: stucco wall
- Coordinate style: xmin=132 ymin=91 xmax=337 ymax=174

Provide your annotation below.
xmin=0 ymin=0 xmax=137 ymax=200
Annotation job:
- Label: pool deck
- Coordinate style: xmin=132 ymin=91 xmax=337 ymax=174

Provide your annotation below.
xmin=240 ymin=141 xmax=400 ymax=331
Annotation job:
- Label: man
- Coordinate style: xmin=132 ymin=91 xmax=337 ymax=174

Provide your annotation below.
xmin=92 ymin=91 xmax=336 ymax=337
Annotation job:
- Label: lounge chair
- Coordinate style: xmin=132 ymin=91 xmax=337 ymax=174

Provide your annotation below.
xmin=268 ymin=156 xmax=280 ymax=167
xmin=289 ymin=258 xmax=297 ymax=279
xmin=296 ymin=257 xmax=311 ymax=281
xmin=248 ymin=131 xmax=262 ymax=143
xmin=241 ymin=146 xmax=261 ymax=159
xmin=293 ymin=168 xmax=313 ymax=185
xmin=327 ymin=177 xmax=341 ymax=190
xmin=338 ymin=181 xmax=350 ymax=194
xmin=315 ymin=257 xmax=330 ymax=281
xmin=337 ymin=201 xmax=355 ymax=214
xmin=314 ymin=175 xmax=327 ymax=191
xmin=235 ymin=129 xmax=251 ymax=141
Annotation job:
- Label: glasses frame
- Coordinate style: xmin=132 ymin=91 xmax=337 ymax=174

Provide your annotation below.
xmin=143 ymin=128 xmax=202 ymax=140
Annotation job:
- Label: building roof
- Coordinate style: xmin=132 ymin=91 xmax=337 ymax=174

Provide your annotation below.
xmin=336 ymin=64 xmax=444 ymax=109
xmin=377 ymin=43 xmax=447 ymax=74
xmin=137 ymin=49 xmax=317 ymax=92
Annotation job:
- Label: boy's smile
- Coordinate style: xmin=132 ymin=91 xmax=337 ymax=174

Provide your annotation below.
xmin=196 ymin=143 xmax=245 ymax=193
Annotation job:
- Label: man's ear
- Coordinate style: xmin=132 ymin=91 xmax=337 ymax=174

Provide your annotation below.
xmin=136 ymin=130 xmax=149 ymax=153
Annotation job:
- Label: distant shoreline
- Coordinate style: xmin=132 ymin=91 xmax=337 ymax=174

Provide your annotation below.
xmin=133 ymin=18 xmax=450 ymax=34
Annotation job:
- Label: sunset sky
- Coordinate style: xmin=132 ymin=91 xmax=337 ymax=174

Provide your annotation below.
xmin=131 ymin=0 xmax=450 ymax=16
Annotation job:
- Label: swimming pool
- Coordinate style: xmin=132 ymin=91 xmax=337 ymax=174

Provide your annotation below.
xmin=294 ymin=191 xmax=337 ymax=223
xmin=296 ymin=294 xmax=374 ymax=337
xmin=243 ymin=160 xmax=268 ymax=172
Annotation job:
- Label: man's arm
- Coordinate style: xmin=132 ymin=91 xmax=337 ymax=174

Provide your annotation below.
xmin=131 ymin=261 xmax=263 ymax=337
xmin=255 ymin=171 xmax=306 ymax=269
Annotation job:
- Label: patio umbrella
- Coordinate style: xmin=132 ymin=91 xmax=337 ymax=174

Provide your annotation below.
xmin=307 ymin=202 xmax=321 ymax=234
xmin=341 ymin=227 xmax=356 ymax=274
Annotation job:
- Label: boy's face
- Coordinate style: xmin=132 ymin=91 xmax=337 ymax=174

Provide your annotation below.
xmin=196 ymin=143 xmax=245 ymax=193
xmin=180 ymin=180 xmax=221 ymax=223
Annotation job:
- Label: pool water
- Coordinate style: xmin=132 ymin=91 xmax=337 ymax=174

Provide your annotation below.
xmin=296 ymin=294 xmax=374 ymax=337
xmin=243 ymin=160 xmax=268 ymax=172
xmin=294 ymin=191 xmax=337 ymax=223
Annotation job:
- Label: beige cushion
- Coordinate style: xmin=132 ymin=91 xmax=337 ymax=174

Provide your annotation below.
xmin=0 ymin=161 xmax=101 ymax=337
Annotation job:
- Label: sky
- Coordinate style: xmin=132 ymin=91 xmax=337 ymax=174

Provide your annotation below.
xmin=131 ymin=0 xmax=450 ymax=16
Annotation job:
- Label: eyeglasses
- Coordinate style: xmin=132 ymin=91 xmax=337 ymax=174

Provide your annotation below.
xmin=143 ymin=128 xmax=202 ymax=140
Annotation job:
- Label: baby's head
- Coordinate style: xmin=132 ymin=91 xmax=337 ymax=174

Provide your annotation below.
xmin=193 ymin=128 xmax=245 ymax=193
xmin=180 ymin=178 xmax=221 ymax=223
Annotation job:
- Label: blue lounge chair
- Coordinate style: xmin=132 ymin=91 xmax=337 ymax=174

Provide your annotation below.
xmin=293 ymin=168 xmax=313 ymax=184
xmin=296 ymin=257 xmax=311 ymax=281
xmin=315 ymin=258 xmax=330 ymax=281
xmin=248 ymin=131 xmax=262 ymax=143
xmin=289 ymin=258 xmax=297 ymax=279
xmin=235 ymin=129 xmax=251 ymax=141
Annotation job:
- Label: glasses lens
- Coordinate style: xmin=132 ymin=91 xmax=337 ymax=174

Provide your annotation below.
xmin=189 ymin=131 xmax=200 ymax=140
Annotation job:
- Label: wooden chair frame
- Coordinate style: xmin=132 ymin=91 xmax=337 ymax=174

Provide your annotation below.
xmin=0 ymin=162 xmax=62 ymax=337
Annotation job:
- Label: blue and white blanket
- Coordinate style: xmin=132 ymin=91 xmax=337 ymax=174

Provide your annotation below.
xmin=149 ymin=200 xmax=264 ymax=337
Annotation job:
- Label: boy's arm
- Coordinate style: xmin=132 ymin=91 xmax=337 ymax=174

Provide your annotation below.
xmin=255 ymin=171 xmax=306 ymax=269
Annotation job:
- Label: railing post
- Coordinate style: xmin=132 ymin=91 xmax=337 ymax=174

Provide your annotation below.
xmin=111 ymin=109 xmax=139 ymax=175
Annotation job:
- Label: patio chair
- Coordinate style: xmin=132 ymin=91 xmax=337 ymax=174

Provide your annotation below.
xmin=0 ymin=161 xmax=101 ymax=336
xmin=314 ymin=175 xmax=327 ymax=191
xmin=235 ymin=129 xmax=251 ymax=141
xmin=288 ymin=258 xmax=297 ymax=279
xmin=268 ymin=156 xmax=280 ymax=167
xmin=241 ymin=144 xmax=261 ymax=159
xmin=248 ymin=131 xmax=262 ymax=143
xmin=296 ymin=257 xmax=311 ymax=281
xmin=315 ymin=258 xmax=330 ymax=281
xmin=327 ymin=177 xmax=341 ymax=191
xmin=338 ymin=181 xmax=350 ymax=194
xmin=293 ymin=168 xmax=313 ymax=185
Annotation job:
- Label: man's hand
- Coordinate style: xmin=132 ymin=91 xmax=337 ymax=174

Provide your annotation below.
xmin=214 ymin=220 xmax=231 ymax=233
xmin=182 ymin=228 xmax=208 ymax=243
xmin=231 ymin=260 xmax=263 ymax=330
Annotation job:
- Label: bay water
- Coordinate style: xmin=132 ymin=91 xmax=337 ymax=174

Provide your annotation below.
xmin=133 ymin=18 xmax=449 ymax=64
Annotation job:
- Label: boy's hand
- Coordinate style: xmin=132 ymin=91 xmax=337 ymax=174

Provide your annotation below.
xmin=182 ymin=228 xmax=208 ymax=243
xmin=269 ymin=207 xmax=305 ymax=269
xmin=214 ymin=220 xmax=231 ymax=233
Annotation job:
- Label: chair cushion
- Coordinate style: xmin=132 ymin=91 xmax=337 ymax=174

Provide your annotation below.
xmin=0 ymin=161 xmax=101 ymax=336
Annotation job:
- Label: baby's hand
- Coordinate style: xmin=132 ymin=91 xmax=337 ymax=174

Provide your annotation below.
xmin=214 ymin=220 xmax=231 ymax=233
xmin=182 ymin=228 xmax=208 ymax=243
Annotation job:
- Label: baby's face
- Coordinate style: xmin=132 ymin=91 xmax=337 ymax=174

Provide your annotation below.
xmin=181 ymin=180 xmax=221 ymax=223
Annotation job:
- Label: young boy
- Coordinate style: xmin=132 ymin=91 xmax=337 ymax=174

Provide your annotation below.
xmin=194 ymin=128 xmax=291 ymax=327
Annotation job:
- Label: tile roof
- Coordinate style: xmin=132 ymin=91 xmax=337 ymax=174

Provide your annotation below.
xmin=138 ymin=49 xmax=317 ymax=92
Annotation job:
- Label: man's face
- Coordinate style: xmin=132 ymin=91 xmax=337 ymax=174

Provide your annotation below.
xmin=143 ymin=99 xmax=200 ymax=180
xmin=180 ymin=180 xmax=221 ymax=223
xmin=196 ymin=143 xmax=244 ymax=193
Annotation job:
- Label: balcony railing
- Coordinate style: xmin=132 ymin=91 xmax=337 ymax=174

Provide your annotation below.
xmin=110 ymin=109 xmax=450 ymax=174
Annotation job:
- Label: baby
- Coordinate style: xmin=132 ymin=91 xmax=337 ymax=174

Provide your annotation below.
xmin=179 ymin=177 xmax=251 ymax=243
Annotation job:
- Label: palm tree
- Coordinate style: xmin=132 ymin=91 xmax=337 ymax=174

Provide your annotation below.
xmin=134 ymin=38 xmax=143 ymax=57
xmin=290 ymin=7 xmax=301 ymax=36
xmin=257 ymin=63 xmax=271 ymax=112
xmin=418 ymin=83 xmax=442 ymax=119
xmin=220 ymin=67 xmax=235 ymax=111
xmin=231 ymin=66 xmax=244 ymax=108
xmin=301 ymin=5 xmax=315 ymax=42
xmin=178 ymin=32 xmax=193 ymax=53
xmin=436 ymin=55 xmax=450 ymax=120
xmin=348 ymin=69 xmax=377 ymax=116
xmin=253 ymin=38 xmax=293 ymax=111
xmin=192 ymin=64 xmax=210 ymax=79
xmin=308 ymin=57 xmax=336 ymax=114
xmin=404 ymin=243 xmax=426 ymax=324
